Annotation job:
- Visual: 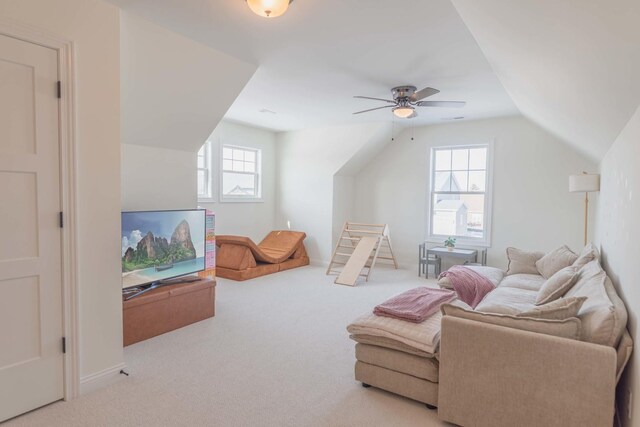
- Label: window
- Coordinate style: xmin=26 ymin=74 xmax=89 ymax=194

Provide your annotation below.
xmin=221 ymin=145 xmax=261 ymax=201
xmin=197 ymin=141 xmax=212 ymax=199
xmin=428 ymin=144 xmax=492 ymax=246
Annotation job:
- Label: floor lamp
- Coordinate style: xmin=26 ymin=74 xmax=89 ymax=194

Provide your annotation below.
xmin=569 ymin=172 xmax=600 ymax=245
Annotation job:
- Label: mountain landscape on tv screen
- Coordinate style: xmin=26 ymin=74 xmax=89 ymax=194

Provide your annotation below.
xmin=122 ymin=219 xmax=196 ymax=272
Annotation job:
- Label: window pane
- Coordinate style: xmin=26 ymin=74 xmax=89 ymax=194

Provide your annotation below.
xmin=469 ymin=147 xmax=487 ymax=170
xmin=432 ymin=193 xmax=485 ymax=239
xmin=223 ymin=159 xmax=232 ymax=170
xmin=223 ymin=172 xmax=256 ymax=196
xmin=469 ymin=171 xmax=486 ymax=192
xmin=223 ymin=147 xmax=233 ymax=159
xmin=434 ymin=172 xmax=451 ymax=191
xmin=232 ymin=149 xmax=244 ymax=161
xmin=451 ymin=149 xmax=469 ymax=170
xmin=452 ymin=171 xmax=468 ymax=192
xmin=244 ymin=150 xmax=256 ymax=162
xmin=244 ymin=161 xmax=256 ymax=173
xmin=197 ymin=170 xmax=206 ymax=196
xmin=460 ymin=194 xmax=485 ymax=238
xmin=434 ymin=149 xmax=452 ymax=171
xmin=232 ymin=160 xmax=244 ymax=172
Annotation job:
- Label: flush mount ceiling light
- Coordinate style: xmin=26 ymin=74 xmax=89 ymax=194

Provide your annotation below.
xmin=392 ymin=106 xmax=415 ymax=119
xmin=246 ymin=0 xmax=292 ymax=18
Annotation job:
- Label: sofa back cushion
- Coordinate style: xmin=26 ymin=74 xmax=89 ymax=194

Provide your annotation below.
xmin=535 ymin=245 xmax=578 ymax=279
xmin=506 ymin=247 xmax=545 ymax=276
xmin=565 ymin=260 xmax=628 ymax=347
xmin=535 ymin=266 xmax=579 ymax=305
xmin=518 ymin=297 xmax=587 ymax=320
xmin=441 ymin=303 xmax=582 ymax=340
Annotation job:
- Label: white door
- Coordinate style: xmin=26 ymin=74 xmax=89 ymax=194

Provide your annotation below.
xmin=0 ymin=34 xmax=64 ymax=422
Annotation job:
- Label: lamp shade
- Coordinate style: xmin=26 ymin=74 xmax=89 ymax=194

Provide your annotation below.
xmin=569 ymin=174 xmax=600 ymax=193
xmin=247 ymin=0 xmax=290 ymax=18
xmin=393 ymin=106 xmax=414 ymax=118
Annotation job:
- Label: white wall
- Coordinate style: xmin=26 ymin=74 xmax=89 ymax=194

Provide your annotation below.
xmin=199 ymin=121 xmax=277 ymax=241
xmin=120 ymin=11 xmax=256 ymax=152
xmin=121 ymin=144 xmax=197 ymax=211
xmin=353 ymin=116 xmax=597 ymax=269
xmin=276 ymin=122 xmax=392 ymax=263
xmin=0 ymin=0 xmax=123 ymax=384
xmin=594 ymin=104 xmax=640 ymax=427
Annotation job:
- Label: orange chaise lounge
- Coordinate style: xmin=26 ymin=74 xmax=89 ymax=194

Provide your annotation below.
xmin=215 ymin=231 xmax=310 ymax=281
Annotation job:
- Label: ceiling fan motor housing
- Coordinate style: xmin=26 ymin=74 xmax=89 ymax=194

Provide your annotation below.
xmin=391 ymin=85 xmax=417 ymax=101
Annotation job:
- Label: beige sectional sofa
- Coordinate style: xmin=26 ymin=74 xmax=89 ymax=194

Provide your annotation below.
xmin=349 ymin=244 xmax=633 ymax=427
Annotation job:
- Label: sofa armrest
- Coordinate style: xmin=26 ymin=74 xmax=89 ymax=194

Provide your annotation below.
xmin=438 ymin=316 xmax=617 ymax=427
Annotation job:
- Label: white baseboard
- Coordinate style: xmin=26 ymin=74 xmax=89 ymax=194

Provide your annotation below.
xmin=79 ymin=362 xmax=127 ymax=396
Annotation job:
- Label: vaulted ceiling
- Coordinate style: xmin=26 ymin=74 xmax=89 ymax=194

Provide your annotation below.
xmin=110 ymin=0 xmax=640 ymax=159
xmin=108 ymin=0 xmax=518 ymax=131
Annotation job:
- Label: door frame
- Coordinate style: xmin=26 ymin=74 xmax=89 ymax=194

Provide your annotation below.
xmin=0 ymin=18 xmax=80 ymax=400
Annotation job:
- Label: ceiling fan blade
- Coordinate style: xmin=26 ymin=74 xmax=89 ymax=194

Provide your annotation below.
xmin=417 ymin=101 xmax=466 ymax=108
xmin=354 ymin=96 xmax=396 ymax=104
xmin=353 ymin=105 xmax=394 ymax=115
xmin=411 ymin=87 xmax=440 ymax=101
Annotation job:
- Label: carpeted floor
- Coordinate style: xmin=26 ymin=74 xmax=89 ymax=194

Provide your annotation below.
xmin=7 ymin=266 xmax=448 ymax=427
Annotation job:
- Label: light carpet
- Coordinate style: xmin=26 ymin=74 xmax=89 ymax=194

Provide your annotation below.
xmin=7 ymin=266 xmax=448 ymax=427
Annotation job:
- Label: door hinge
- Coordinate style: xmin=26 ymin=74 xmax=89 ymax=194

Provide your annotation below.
xmin=59 ymin=212 xmax=64 ymax=228
xmin=62 ymin=337 xmax=66 ymax=354
xmin=57 ymin=81 xmax=61 ymax=99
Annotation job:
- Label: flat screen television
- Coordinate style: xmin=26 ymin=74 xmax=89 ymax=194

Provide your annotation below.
xmin=121 ymin=209 xmax=206 ymax=292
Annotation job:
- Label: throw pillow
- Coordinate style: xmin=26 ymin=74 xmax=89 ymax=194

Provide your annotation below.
xmin=505 ymin=247 xmax=545 ymax=276
xmin=535 ymin=266 xmax=579 ymax=305
xmin=437 ymin=276 xmax=453 ymax=289
xmin=535 ymin=245 xmax=578 ymax=279
xmin=518 ymin=296 xmax=587 ymax=320
xmin=573 ymin=242 xmax=600 ymax=269
xmin=440 ymin=303 xmax=582 ymax=340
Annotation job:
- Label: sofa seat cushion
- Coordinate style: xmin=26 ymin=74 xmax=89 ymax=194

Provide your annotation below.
xmin=349 ymin=334 xmax=436 ymax=358
xmin=498 ymin=273 xmax=546 ymax=292
xmin=355 ymin=343 xmax=439 ymax=382
xmin=474 ymin=286 xmax=538 ymax=315
xmin=565 ymin=260 xmax=628 ymax=347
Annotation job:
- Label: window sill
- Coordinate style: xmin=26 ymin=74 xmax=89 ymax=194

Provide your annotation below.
xmin=426 ymin=236 xmax=490 ymax=248
xmin=219 ymin=197 xmax=264 ymax=204
xmin=198 ymin=197 xmax=216 ymax=204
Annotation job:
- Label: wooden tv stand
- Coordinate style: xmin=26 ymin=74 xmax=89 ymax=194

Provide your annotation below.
xmin=122 ymin=278 xmax=216 ymax=346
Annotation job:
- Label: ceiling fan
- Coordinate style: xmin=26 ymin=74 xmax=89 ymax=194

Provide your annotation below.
xmin=353 ymin=86 xmax=466 ymax=119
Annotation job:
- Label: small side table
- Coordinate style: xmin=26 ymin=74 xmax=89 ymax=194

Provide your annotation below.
xmin=427 ymin=246 xmax=478 ymax=266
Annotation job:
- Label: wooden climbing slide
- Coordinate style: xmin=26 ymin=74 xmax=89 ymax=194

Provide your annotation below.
xmin=327 ymin=222 xmax=398 ymax=286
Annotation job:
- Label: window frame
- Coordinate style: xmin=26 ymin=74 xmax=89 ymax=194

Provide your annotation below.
xmin=426 ymin=142 xmax=494 ymax=247
xmin=219 ymin=144 xmax=263 ymax=203
xmin=197 ymin=140 xmax=214 ymax=202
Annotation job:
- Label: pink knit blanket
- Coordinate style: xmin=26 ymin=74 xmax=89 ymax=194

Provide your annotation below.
xmin=373 ymin=287 xmax=457 ymax=323
xmin=438 ymin=265 xmax=495 ymax=308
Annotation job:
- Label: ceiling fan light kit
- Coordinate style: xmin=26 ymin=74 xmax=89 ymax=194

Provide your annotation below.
xmin=353 ymin=85 xmax=466 ymax=119
xmin=393 ymin=106 xmax=415 ymax=118
xmin=246 ymin=0 xmax=292 ymax=18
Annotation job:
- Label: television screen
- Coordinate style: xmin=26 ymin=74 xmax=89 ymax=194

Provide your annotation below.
xmin=121 ymin=209 xmax=206 ymax=289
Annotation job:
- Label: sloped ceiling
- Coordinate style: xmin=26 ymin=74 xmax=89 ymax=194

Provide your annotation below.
xmin=109 ymin=0 xmax=518 ymax=132
xmin=450 ymin=0 xmax=640 ymax=160
xmin=120 ymin=11 xmax=257 ymax=151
